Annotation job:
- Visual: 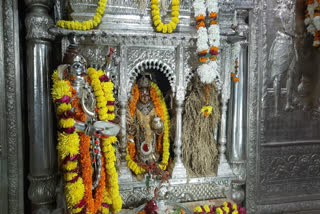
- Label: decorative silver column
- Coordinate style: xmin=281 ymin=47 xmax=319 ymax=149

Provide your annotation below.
xmin=229 ymin=9 xmax=249 ymax=204
xmin=0 ymin=0 xmax=25 ymax=213
xmin=217 ymin=43 xmax=233 ymax=177
xmin=171 ymin=45 xmax=187 ymax=180
xmin=118 ymin=45 xmax=132 ymax=182
xmin=25 ymin=0 xmax=57 ymax=212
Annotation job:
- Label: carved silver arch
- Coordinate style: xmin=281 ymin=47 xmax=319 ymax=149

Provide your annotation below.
xmin=127 ymin=59 xmax=176 ymax=95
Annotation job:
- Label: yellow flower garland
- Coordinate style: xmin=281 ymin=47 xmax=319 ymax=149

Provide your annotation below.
xmin=52 ymin=70 xmax=85 ymax=212
xmin=126 ymin=82 xmax=170 ymax=175
xmin=151 ymin=0 xmax=180 ymax=33
xmin=87 ymin=68 xmax=122 ymax=213
xmin=52 ymin=68 xmax=122 ymax=213
xmin=56 ymin=0 xmax=107 ymax=30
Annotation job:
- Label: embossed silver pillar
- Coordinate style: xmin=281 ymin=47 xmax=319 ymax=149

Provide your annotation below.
xmin=217 ymin=43 xmax=233 ymax=177
xmin=229 ymin=42 xmax=248 ymax=166
xmin=0 ymin=0 xmax=25 ymax=213
xmin=25 ymin=0 xmax=56 ymax=212
xmin=171 ymin=45 xmax=187 ymax=180
xmin=118 ymin=45 xmax=132 ymax=182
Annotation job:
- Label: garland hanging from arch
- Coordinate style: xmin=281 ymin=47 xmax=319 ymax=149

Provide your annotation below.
xmin=151 ymin=0 xmax=180 ymax=33
xmin=56 ymin=0 xmax=107 ymax=30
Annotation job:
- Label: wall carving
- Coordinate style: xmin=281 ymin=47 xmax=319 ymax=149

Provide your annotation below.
xmin=247 ymin=0 xmax=320 ymax=213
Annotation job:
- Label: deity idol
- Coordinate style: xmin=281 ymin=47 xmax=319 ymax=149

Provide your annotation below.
xmin=51 ymin=35 xmax=122 ymax=214
xmin=126 ymin=73 xmax=170 ymax=176
xmin=269 ymin=0 xmax=297 ymax=115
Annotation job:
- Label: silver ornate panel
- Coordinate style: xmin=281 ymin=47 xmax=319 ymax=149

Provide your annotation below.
xmin=246 ymin=0 xmax=320 ymax=213
xmin=120 ymin=178 xmax=231 ymax=209
xmin=0 ymin=0 xmax=24 ymax=213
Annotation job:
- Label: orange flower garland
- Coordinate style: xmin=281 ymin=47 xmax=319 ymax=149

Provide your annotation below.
xmin=126 ymin=82 xmax=170 ymax=174
xmin=79 ymin=134 xmax=106 ymax=214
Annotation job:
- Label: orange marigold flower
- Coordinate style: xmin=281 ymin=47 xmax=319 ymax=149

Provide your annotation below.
xmin=231 ymin=73 xmax=236 ymax=78
xmin=210 ymin=46 xmax=219 ymax=52
xmin=199 ymin=57 xmax=209 ymax=63
xmin=233 ymin=77 xmax=240 ymax=82
xmin=209 ymin=12 xmax=218 ymax=18
xmin=210 ymin=20 xmax=218 ymax=25
xmin=195 ymin=14 xmax=205 ymax=21
xmin=196 ymin=21 xmax=206 ymax=30
xmin=210 ymin=56 xmax=217 ymax=61
xmin=200 ymin=50 xmax=208 ymax=55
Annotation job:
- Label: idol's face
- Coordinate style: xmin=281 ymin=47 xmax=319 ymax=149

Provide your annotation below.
xmin=139 ymin=88 xmax=151 ymax=104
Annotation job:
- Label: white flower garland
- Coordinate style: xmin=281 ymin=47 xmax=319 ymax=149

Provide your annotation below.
xmin=193 ymin=0 xmax=220 ymax=84
xmin=305 ymin=0 xmax=320 ymax=48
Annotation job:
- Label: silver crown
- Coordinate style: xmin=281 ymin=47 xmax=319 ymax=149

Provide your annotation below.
xmin=137 ymin=73 xmax=151 ymax=89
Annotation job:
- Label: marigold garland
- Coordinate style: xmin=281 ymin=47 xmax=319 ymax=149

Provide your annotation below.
xmin=126 ymin=82 xmax=170 ymax=175
xmin=52 ymin=68 xmax=121 ymax=213
xmin=79 ymin=134 xmax=106 ymax=214
xmin=151 ymin=0 xmax=180 ymax=33
xmin=87 ymin=68 xmax=122 ymax=213
xmin=52 ymin=70 xmax=85 ymax=213
xmin=56 ymin=0 xmax=107 ymax=30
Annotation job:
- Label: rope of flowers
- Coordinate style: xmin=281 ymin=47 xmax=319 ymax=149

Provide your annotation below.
xmin=193 ymin=0 xmax=220 ymax=117
xmin=52 ymin=67 xmax=122 ymax=213
xmin=193 ymin=202 xmax=247 ymax=214
xmin=151 ymin=0 xmax=180 ymax=33
xmin=305 ymin=0 xmax=320 ymax=50
xmin=87 ymin=68 xmax=122 ymax=213
xmin=56 ymin=0 xmax=107 ymax=30
xmin=126 ymin=82 xmax=170 ymax=175
xmin=52 ymin=71 xmax=85 ymax=213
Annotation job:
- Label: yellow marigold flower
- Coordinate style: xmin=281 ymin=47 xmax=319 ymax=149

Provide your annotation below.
xmin=62 ymin=161 xmax=78 ymax=171
xmin=152 ymin=9 xmax=160 ymax=17
xmin=57 ymin=132 xmax=80 ymax=160
xmin=59 ymin=118 xmax=75 ymax=128
xmin=172 ymin=0 xmax=180 ymax=6
xmin=169 ymin=21 xmax=177 ymax=29
xmin=151 ymin=0 xmax=159 ymax=4
xmin=52 ymin=80 xmax=72 ymax=101
xmin=162 ymin=24 xmax=168 ymax=33
xmin=172 ymin=6 xmax=179 ymax=11
xmin=64 ymin=178 xmax=85 ymax=209
xmin=111 ymin=195 xmax=122 ymax=213
xmin=172 ymin=11 xmax=179 ymax=17
xmin=154 ymin=19 xmax=162 ymax=26
xmin=232 ymin=211 xmax=239 ymax=214
xmin=204 ymin=205 xmax=210 ymax=212
xmin=223 ymin=202 xmax=228 ymax=207
xmin=194 ymin=206 xmax=202 ymax=212
xmin=72 ymin=207 xmax=83 ymax=213
xmin=52 ymin=70 xmax=59 ymax=82
xmin=172 ymin=17 xmax=179 ymax=24
xmin=223 ymin=206 xmax=230 ymax=213
xmin=153 ymin=15 xmax=161 ymax=22
xmin=232 ymin=204 xmax=237 ymax=210
xmin=56 ymin=103 xmax=72 ymax=115
xmin=201 ymin=105 xmax=213 ymax=117
xmin=216 ymin=207 xmax=223 ymax=214
xmin=64 ymin=172 xmax=78 ymax=182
